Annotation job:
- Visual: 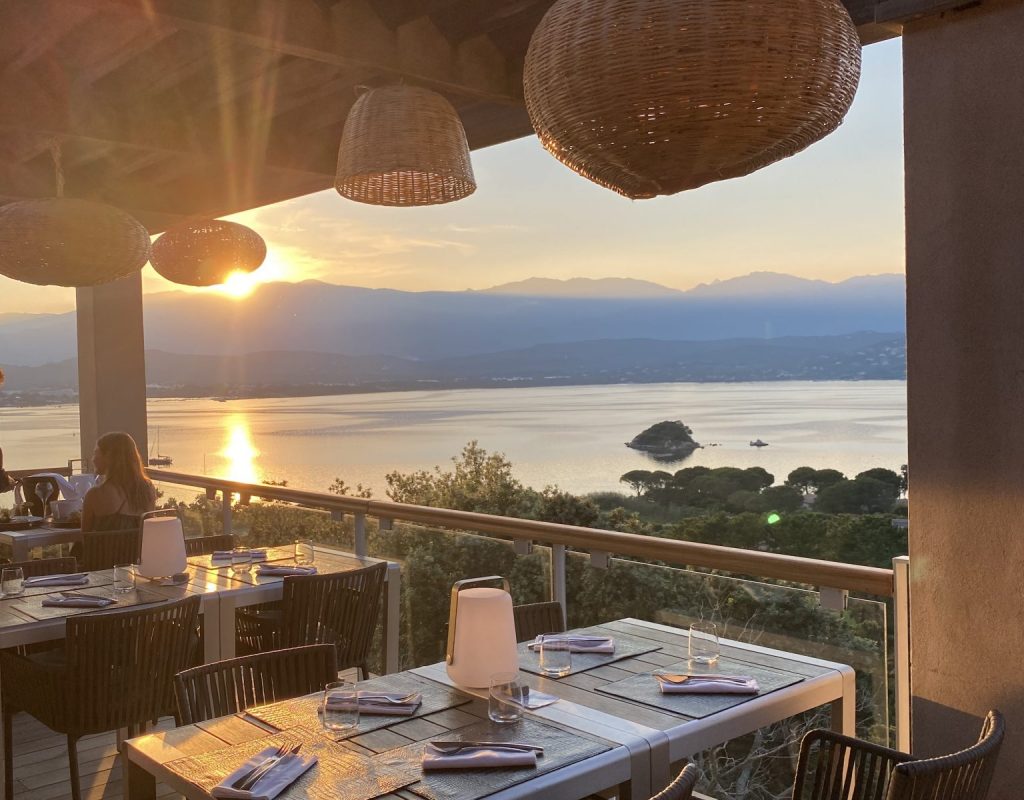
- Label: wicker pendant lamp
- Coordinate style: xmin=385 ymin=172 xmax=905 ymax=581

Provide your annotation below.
xmin=150 ymin=219 xmax=267 ymax=287
xmin=0 ymin=144 xmax=150 ymax=287
xmin=523 ymin=0 xmax=862 ymax=199
xmin=335 ymin=85 xmax=476 ymax=206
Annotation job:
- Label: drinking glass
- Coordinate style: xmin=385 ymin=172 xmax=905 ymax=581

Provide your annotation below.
xmin=488 ymin=672 xmax=525 ymax=723
xmin=537 ymin=633 xmax=572 ymax=678
xmin=113 ymin=564 xmax=136 ymax=594
xmin=689 ymin=621 xmax=720 ymax=665
xmin=294 ymin=538 xmax=314 ymax=565
xmin=321 ymin=681 xmax=360 ymax=734
xmin=230 ymin=547 xmax=253 ymax=575
xmin=1 ymin=567 xmax=24 ymax=597
xmin=34 ymin=482 xmax=52 ymax=518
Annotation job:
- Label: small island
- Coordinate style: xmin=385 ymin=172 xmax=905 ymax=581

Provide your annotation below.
xmin=626 ymin=420 xmax=701 ymax=461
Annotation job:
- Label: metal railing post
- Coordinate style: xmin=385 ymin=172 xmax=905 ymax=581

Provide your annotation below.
xmin=893 ymin=555 xmax=911 ymax=752
xmin=354 ymin=512 xmax=367 ymax=558
xmin=551 ymin=544 xmax=567 ymax=624
xmin=221 ymin=490 xmax=233 ymax=536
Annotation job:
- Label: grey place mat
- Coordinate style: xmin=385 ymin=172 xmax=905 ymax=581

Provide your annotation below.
xmin=13 ymin=586 xmax=167 ymax=621
xmin=596 ymin=657 xmax=805 ymax=719
xmin=378 ymin=716 xmax=612 ymax=800
xmin=167 ymin=726 xmax=419 ymax=800
xmin=17 ymin=571 xmax=114 ymax=598
xmin=247 ymin=673 xmax=473 ymax=738
xmin=518 ymin=627 xmax=662 ymax=677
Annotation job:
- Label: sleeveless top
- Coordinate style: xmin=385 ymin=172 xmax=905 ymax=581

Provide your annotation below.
xmin=92 ymin=497 xmax=142 ymax=531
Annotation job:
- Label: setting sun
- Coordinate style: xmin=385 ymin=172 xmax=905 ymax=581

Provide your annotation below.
xmin=208 ymin=248 xmax=289 ymax=299
xmin=220 ymin=270 xmax=258 ymax=298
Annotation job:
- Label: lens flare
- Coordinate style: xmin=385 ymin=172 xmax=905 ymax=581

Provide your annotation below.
xmin=219 ymin=416 xmax=260 ymax=484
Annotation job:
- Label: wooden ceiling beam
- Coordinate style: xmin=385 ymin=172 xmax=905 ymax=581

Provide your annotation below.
xmin=92 ymin=0 xmax=522 ymax=104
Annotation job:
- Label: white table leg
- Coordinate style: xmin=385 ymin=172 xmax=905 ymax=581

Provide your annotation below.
xmin=218 ymin=592 xmax=238 ymax=661
xmin=11 ymin=541 xmax=28 ymax=562
xmin=384 ymin=563 xmax=401 ymax=674
xmin=202 ymin=595 xmax=222 ymax=664
xmin=831 ymin=666 xmax=857 ymax=736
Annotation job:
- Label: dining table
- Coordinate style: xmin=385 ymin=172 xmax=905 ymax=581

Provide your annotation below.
xmin=0 ymin=520 xmax=84 ymax=562
xmin=122 ymin=617 xmax=856 ymax=800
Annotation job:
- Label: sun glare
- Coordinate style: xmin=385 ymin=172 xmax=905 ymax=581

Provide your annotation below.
xmin=219 ymin=416 xmax=261 ymax=483
xmin=211 ymin=249 xmax=289 ymax=299
xmin=221 ymin=270 xmax=258 ymax=298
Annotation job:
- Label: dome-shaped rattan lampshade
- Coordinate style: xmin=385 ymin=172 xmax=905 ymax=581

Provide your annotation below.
xmin=0 ymin=198 xmax=151 ymax=287
xmin=335 ymin=85 xmax=476 ymax=206
xmin=523 ymin=0 xmax=862 ymax=199
xmin=150 ymin=219 xmax=267 ymax=287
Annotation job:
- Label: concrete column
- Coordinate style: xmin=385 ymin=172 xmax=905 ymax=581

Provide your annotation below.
xmin=904 ymin=0 xmax=1024 ymax=789
xmin=76 ymin=272 xmax=148 ymax=469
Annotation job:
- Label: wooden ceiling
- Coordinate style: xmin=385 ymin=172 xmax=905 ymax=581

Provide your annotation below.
xmin=0 ymin=0 xmax=937 ymax=231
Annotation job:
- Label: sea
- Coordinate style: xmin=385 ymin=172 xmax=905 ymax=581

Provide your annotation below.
xmin=0 ymin=381 xmax=907 ymax=498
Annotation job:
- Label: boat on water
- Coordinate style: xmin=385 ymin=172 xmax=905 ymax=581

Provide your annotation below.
xmin=749 ymin=439 xmax=769 ymax=448
xmin=149 ymin=427 xmax=173 ymax=467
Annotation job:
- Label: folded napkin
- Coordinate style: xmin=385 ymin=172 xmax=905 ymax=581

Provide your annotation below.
xmin=422 ymin=744 xmax=537 ymax=771
xmin=528 ymin=635 xmax=615 ymax=654
xmin=211 ymin=747 xmax=318 ymax=800
xmin=42 ymin=594 xmax=115 ymax=608
xmin=211 ymin=550 xmax=268 ymax=562
xmin=325 ymin=692 xmax=422 ymax=716
xmin=23 ymin=573 xmax=89 ymax=587
xmin=656 ymin=674 xmax=759 ymax=695
xmin=257 ymin=565 xmax=317 ymax=577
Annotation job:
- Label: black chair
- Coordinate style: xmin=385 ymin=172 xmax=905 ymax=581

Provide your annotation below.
xmin=512 ymin=601 xmax=566 ymax=642
xmin=0 ymin=556 xmax=77 ymax=578
xmin=18 ymin=476 xmax=63 ymax=517
xmin=793 ymin=710 xmax=1004 ymax=800
xmin=649 ymin=764 xmax=698 ymax=800
xmin=78 ymin=527 xmax=140 ymax=571
xmin=235 ymin=562 xmax=386 ymax=679
xmin=1 ymin=595 xmax=201 ymax=800
xmin=184 ymin=533 xmax=237 ymax=557
xmin=174 ymin=644 xmax=337 ymax=725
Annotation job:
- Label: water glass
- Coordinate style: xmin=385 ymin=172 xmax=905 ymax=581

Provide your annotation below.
xmin=1 ymin=567 xmax=24 ymax=597
xmin=113 ymin=564 xmax=136 ymax=594
xmin=321 ymin=681 xmax=360 ymax=734
xmin=689 ymin=621 xmax=720 ymax=665
xmin=294 ymin=538 xmax=314 ymax=565
xmin=230 ymin=547 xmax=253 ymax=575
xmin=537 ymin=633 xmax=573 ymax=678
xmin=488 ymin=672 xmax=525 ymax=723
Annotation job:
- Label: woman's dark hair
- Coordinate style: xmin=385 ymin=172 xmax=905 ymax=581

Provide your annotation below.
xmin=96 ymin=431 xmax=155 ymax=512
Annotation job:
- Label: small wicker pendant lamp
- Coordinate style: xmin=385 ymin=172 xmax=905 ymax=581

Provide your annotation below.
xmin=335 ymin=84 xmax=476 ymax=206
xmin=523 ymin=0 xmax=862 ymax=199
xmin=150 ymin=219 xmax=267 ymax=287
xmin=0 ymin=143 xmax=150 ymax=287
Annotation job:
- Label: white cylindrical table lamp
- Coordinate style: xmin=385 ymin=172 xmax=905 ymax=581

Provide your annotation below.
xmin=137 ymin=510 xmax=187 ymax=579
xmin=445 ymin=576 xmax=519 ymax=689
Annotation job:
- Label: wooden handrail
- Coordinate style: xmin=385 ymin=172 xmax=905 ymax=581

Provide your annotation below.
xmin=6 ymin=466 xmax=73 ymax=479
xmin=147 ymin=468 xmax=895 ymax=597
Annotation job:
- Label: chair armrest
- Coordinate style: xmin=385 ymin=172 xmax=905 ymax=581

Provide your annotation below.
xmin=0 ymin=650 xmax=65 ymax=725
xmin=794 ymin=729 xmax=913 ymax=800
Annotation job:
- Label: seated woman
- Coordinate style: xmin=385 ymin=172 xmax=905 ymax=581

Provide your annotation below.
xmin=81 ymin=431 xmax=156 ymax=532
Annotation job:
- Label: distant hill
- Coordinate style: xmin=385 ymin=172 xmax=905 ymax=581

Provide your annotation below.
xmin=481 ymin=277 xmax=683 ymax=298
xmin=0 ymin=273 xmax=906 ymax=367
xmin=0 ymin=332 xmax=906 ymax=397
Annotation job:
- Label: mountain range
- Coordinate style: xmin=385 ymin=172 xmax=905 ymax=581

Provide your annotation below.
xmin=0 ymin=272 xmax=905 ymax=367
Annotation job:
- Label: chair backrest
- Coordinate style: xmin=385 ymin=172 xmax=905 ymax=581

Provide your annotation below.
xmin=512 ymin=601 xmax=566 ymax=642
xmin=280 ymin=562 xmax=387 ymax=670
xmin=64 ymin=595 xmax=201 ymax=734
xmin=887 ymin=711 xmax=1005 ymax=800
xmin=79 ymin=528 xmax=141 ymax=571
xmin=19 ymin=476 xmax=62 ymax=517
xmin=650 ymin=764 xmax=699 ymax=800
xmin=183 ymin=533 xmax=237 ymax=557
xmin=1 ymin=556 xmax=77 ymax=579
xmin=174 ymin=644 xmax=337 ymax=725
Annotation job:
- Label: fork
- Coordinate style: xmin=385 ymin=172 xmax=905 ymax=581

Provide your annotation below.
xmin=429 ymin=741 xmax=544 ymax=755
xmin=229 ymin=745 xmax=288 ymax=790
xmin=357 ymin=692 xmax=421 ymax=704
xmin=238 ymin=744 xmax=302 ymax=791
xmin=656 ymin=674 xmax=751 ymax=684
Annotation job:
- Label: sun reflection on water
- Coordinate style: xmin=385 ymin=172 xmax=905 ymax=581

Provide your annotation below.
xmin=218 ymin=415 xmax=261 ymax=483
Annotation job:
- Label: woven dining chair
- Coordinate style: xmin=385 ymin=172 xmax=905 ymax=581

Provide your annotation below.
xmin=235 ymin=562 xmax=386 ymax=679
xmin=793 ymin=710 xmax=1004 ymax=800
xmin=184 ymin=533 xmax=237 ymax=556
xmin=174 ymin=644 xmax=337 ymax=725
xmin=649 ymin=764 xmax=699 ymax=800
xmin=512 ymin=601 xmax=566 ymax=642
xmin=0 ymin=595 xmax=201 ymax=800
xmin=0 ymin=556 xmax=77 ymax=578
xmin=78 ymin=527 xmax=141 ymax=571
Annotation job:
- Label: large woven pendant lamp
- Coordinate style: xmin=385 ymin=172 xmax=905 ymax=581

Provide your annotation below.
xmin=523 ymin=0 xmax=862 ymax=199
xmin=0 ymin=144 xmax=150 ymax=287
xmin=335 ymin=85 xmax=476 ymax=206
xmin=150 ymin=219 xmax=267 ymax=287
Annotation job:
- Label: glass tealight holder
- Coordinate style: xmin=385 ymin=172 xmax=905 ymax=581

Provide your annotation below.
xmin=295 ymin=538 xmax=314 ymax=565
xmin=689 ymin=620 xmax=720 ymax=665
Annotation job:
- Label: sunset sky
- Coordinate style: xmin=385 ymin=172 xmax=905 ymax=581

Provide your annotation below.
xmin=0 ymin=40 xmax=904 ymax=315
